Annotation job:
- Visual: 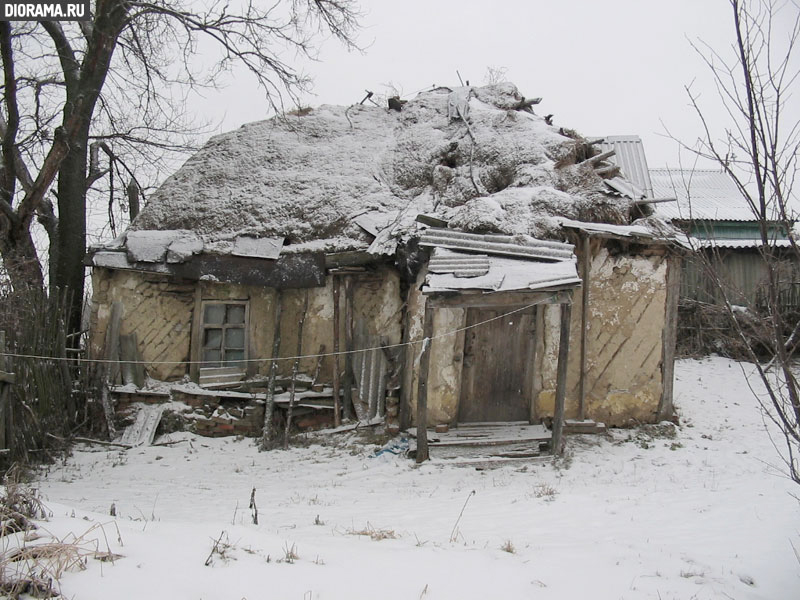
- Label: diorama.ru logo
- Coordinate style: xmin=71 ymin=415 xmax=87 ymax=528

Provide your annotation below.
xmin=2 ymin=1 xmax=90 ymax=21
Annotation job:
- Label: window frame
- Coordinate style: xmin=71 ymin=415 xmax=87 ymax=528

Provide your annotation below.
xmin=191 ymin=295 xmax=250 ymax=383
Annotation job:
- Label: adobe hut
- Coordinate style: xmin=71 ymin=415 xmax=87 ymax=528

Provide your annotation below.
xmin=88 ymin=83 xmax=681 ymax=458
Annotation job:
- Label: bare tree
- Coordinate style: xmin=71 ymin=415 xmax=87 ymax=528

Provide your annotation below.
xmin=678 ymin=0 xmax=800 ymax=483
xmin=0 ymin=0 xmax=361 ymax=333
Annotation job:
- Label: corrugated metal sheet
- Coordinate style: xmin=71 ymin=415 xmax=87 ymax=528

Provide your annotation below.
xmin=558 ymin=218 xmax=660 ymax=240
xmin=604 ymin=176 xmax=646 ymax=200
xmin=419 ymin=228 xmax=575 ymax=261
xmin=692 ymin=238 xmax=795 ymax=249
xmin=428 ymin=248 xmax=490 ymax=277
xmin=424 ymin=253 xmax=580 ymax=293
xmin=649 ymin=168 xmax=762 ymax=222
xmin=597 ymin=135 xmax=654 ymax=198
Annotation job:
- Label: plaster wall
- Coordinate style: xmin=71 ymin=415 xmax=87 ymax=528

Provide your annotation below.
xmin=538 ymin=246 xmax=668 ymax=425
xmin=90 ymin=265 xmax=404 ymax=385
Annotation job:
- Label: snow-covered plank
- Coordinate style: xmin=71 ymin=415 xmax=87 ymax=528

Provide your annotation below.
xmin=126 ymin=230 xmax=187 ymax=263
xmin=424 ymin=254 xmax=580 ymax=293
xmin=119 ymin=404 xmax=165 ymax=447
xmin=231 ymin=236 xmax=284 ymax=260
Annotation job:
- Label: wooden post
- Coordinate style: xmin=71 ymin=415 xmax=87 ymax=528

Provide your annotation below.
xmin=342 ymin=276 xmax=355 ymax=421
xmin=552 ymin=298 xmax=572 ymax=456
xmin=332 ymin=277 xmax=342 ymax=427
xmin=578 ymin=234 xmax=590 ymax=421
xmin=657 ymin=254 xmax=681 ymax=421
xmin=415 ymin=302 xmax=435 ymax=464
xmin=260 ymin=290 xmax=283 ymax=449
xmin=100 ymin=301 xmax=123 ymax=439
xmin=398 ymin=307 xmax=412 ymax=431
xmin=285 ymin=291 xmax=309 ymax=449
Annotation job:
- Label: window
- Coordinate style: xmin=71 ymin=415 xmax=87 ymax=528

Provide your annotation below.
xmin=200 ymin=302 xmax=248 ymax=368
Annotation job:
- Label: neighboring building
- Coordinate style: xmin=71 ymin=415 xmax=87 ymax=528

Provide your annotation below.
xmin=88 ymin=85 xmax=682 ymax=456
xmin=598 ymin=135 xmax=796 ymax=310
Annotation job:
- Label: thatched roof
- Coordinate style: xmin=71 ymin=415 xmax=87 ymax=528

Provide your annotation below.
xmin=130 ymin=83 xmax=633 ymax=255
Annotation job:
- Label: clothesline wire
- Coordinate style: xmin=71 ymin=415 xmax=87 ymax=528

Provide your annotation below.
xmin=0 ymin=296 xmax=560 ymax=367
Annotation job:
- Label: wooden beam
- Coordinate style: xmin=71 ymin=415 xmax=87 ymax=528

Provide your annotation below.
xmin=190 ymin=286 xmax=203 ymax=383
xmin=342 ymin=276 xmax=355 ymax=420
xmin=415 ymin=303 xmax=435 ymax=463
xmin=284 ymin=291 xmax=309 ymax=449
xmin=585 ymin=149 xmax=616 ymax=166
xmin=427 ymin=289 xmax=573 ymax=310
xmin=657 ymin=254 xmax=681 ymax=421
xmin=332 ymin=277 xmax=342 ymax=428
xmin=552 ymin=299 xmax=572 ymax=456
xmin=578 ymin=235 xmax=590 ymax=421
xmin=260 ymin=290 xmax=283 ymax=449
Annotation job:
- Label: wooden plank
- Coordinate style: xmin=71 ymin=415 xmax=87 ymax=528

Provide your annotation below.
xmin=167 ymin=253 xmax=326 ymax=289
xmin=284 ymin=291 xmax=309 ymax=448
xmin=342 ymin=276 xmax=355 ymax=420
xmin=552 ymin=300 xmax=572 ymax=456
xmin=119 ymin=333 xmax=146 ymax=388
xmin=455 ymin=420 xmax=529 ymax=428
xmin=199 ymin=366 xmax=246 ymax=378
xmin=261 ymin=290 xmax=283 ymax=448
xmin=458 ymin=309 xmax=533 ymax=423
xmin=332 ymin=277 xmax=342 ymax=427
xmin=415 ymin=304 xmax=435 ymax=463
xmin=657 ymin=254 xmax=681 ymax=421
xmin=427 ymin=289 xmax=572 ymax=310
xmin=105 ymin=302 xmax=124 ymax=385
xmin=190 ymin=286 xmax=203 ymax=382
xmin=579 ymin=235 xmax=590 ymax=421
xmin=119 ymin=405 xmax=165 ymax=447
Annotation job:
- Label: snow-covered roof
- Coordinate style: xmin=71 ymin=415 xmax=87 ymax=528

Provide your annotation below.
xmin=649 ymin=169 xmax=762 ymax=222
xmin=128 ymin=83 xmax=636 ymax=255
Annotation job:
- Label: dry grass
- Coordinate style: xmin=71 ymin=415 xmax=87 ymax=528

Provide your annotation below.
xmin=346 ymin=522 xmax=397 ymax=541
xmin=1 ymin=468 xmax=124 ymax=598
xmin=500 ymin=540 xmax=516 ymax=554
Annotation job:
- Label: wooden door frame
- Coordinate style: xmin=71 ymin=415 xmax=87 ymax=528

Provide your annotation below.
xmin=415 ymin=288 xmax=575 ymax=462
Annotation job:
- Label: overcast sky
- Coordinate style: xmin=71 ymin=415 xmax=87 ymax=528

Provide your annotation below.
xmin=190 ymin=0 xmax=764 ymax=171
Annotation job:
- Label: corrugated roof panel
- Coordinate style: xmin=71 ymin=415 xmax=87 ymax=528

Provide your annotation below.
xmin=693 ymin=238 xmax=795 ymax=249
xmin=419 ymin=228 xmax=575 ymax=261
xmin=597 ymin=136 xmax=654 ymax=198
xmin=649 ymin=169 xmax=763 ymax=222
xmin=424 ymin=253 xmax=581 ymax=293
xmin=428 ymin=248 xmax=490 ymax=278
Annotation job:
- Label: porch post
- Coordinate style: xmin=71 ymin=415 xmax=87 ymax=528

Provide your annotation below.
xmin=578 ymin=234 xmax=590 ymax=421
xmin=415 ymin=301 xmax=435 ymax=463
xmin=552 ymin=295 xmax=572 ymax=456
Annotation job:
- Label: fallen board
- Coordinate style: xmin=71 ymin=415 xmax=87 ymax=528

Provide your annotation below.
xmin=119 ymin=405 xmax=165 ymax=447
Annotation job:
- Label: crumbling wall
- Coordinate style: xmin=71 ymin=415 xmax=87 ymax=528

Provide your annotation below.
xmin=90 ymin=268 xmax=194 ymax=381
xmin=538 ymin=245 xmax=668 ymax=425
xmin=91 ymin=264 xmax=404 ymax=388
xmin=404 ymin=277 xmax=467 ymax=427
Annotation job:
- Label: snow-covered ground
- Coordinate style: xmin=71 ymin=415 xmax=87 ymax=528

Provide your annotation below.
xmin=12 ymin=357 xmax=800 ymax=599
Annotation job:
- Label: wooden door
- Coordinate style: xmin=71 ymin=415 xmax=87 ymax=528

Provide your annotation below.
xmin=458 ymin=308 xmax=534 ymax=423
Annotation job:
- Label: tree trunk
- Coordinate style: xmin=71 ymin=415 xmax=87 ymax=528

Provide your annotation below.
xmin=54 ymin=136 xmax=89 ymax=336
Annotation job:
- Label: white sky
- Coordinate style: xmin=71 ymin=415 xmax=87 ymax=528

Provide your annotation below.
xmin=191 ymin=0 xmax=748 ymax=170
